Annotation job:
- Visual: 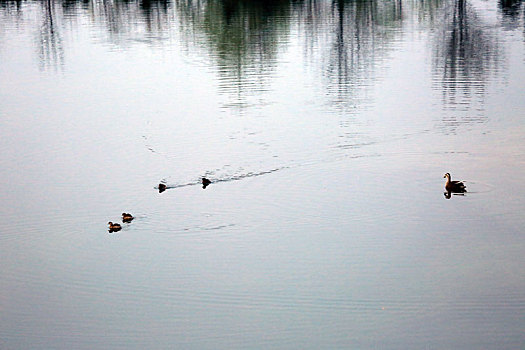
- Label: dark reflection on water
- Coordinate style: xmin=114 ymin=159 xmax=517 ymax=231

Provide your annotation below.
xmin=89 ymin=0 xmax=173 ymax=45
xmin=1 ymin=0 xmax=514 ymax=114
xmin=432 ymin=0 xmax=503 ymax=132
xmin=322 ymin=0 xmax=403 ymax=110
xmin=38 ymin=0 xmax=64 ymax=70
xmin=499 ymin=0 xmax=525 ymax=38
xmin=444 ymin=190 xmax=466 ymax=199
xmin=175 ymin=0 xmax=292 ymax=109
xmin=499 ymin=0 xmax=523 ymax=22
xmin=0 ymin=0 xmax=22 ymax=11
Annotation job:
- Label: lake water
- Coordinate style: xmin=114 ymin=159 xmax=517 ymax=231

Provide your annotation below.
xmin=0 ymin=0 xmax=524 ymax=348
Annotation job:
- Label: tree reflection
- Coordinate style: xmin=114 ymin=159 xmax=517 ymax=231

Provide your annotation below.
xmin=175 ymin=0 xmax=292 ymax=109
xmin=498 ymin=0 xmax=523 ymax=31
xmin=432 ymin=0 xmax=502 ymax=132
xmin=38 ymin=0 xmax=64 ymax=71
xmin=0 ymin=0 xmax=24 ymax=34
xmin=0 ymin=0 xmax=513 ymax=115
xmin=499 ymin=0 xmax=522 ymax=19
xmin=0 ymin=0 xmax=23 ymax=11
xmin=174 ymin=0 xmax=408 ymax=109
xmin=87 ymin=0 xmax=172 ymax=45
xmin=315 ymin=0 xmax=404 ymax=110
xmin=139 ymin=0 xmax=171 ymax=36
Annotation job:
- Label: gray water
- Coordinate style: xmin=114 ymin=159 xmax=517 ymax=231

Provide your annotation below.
xmin=0 ymin=0 xmax=524 ymax=349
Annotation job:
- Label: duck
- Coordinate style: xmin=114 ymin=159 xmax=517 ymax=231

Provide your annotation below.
xmin=122 ymin=213 xmax=134 ymax=222
xmin=108 ymin=222 xmax=122 ymax=231
xmin=158 ymin=183 xmax=167 ymax=193
xmin=443 ymin=173 xmax=466 ymax=193
xmin=202 ymin=177 xmax=211 ymax=189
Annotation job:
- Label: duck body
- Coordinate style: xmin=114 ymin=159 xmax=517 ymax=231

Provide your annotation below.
xmin=158 ymin=183 xmax=167 ymax=193
xmin=108 ymin=222 xmax=122 ymax=232
xmin=202 ymin=177 xmax=211 ymax=189
xmin=122 ymin=213 xmax=134 ymax=222
xmin=444 ymin=173 xmax=466 ymax=193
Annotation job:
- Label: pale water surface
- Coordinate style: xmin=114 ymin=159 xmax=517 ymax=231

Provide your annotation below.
xmin=0 ymin=0 xmax=524 ymax=349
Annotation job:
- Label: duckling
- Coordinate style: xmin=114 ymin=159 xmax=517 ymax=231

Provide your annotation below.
xmin=443 ymin=173 xmax=466 ymax=193
xmin=122 ymin=213 xmax=134 ymax=222
xmin=202 ymin=177 xmax=211 ymax=189
xmin=158 ymin=183 xmax=166 ymax=193
xmin=108 ymin=222 xmax=122 ymax=232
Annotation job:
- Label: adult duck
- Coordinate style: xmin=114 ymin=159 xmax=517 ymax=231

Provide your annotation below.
xmin=122 ymin=213 xmax=134 ymax=222
xmin=202 ymin=177 xmax=211 ymax=189
xmin=443 ymin=173 xmax=466 ymax=193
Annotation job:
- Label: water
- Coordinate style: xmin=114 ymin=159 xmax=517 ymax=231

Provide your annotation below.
xmin=0 ymin=0 xmax=524 ymax=349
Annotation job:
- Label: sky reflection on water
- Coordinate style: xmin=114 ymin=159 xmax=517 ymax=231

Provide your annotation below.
xmin=0 ymin=0 xmax=524 ymax=349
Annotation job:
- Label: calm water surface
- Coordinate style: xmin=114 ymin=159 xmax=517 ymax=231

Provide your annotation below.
xmin=0 ymin=0 xmax=524 ymax=349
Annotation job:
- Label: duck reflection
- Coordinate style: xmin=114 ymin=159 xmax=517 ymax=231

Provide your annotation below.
xmin=444 ymin=190 xmax=466 ymax=199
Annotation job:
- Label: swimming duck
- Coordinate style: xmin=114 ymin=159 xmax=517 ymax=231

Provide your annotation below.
xmin=202 ymin=177 xmax=211 ymax=189
xmin=122 ymin=213 xmax=134 ymax=222
xmin=443 ymin=173 xmax=466 ymax=193
xmin=158 ymin=183 xmax=166 ymax=193
xmin=108 ymin=222 xmax=122 ymax=232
